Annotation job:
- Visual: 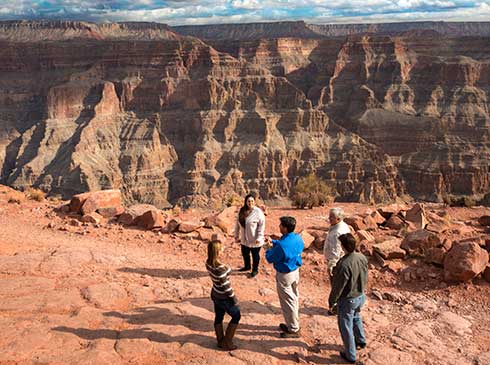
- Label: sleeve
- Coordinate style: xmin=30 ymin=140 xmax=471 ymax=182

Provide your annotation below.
xmin=327 ymin=234 xmax=343 ymax=271
xmin=255 ymin=210 xmax=265 ymax=244
xmin=266 ymin=244 xmax=285 ymax=264
xmin=328 ymin=265 xmax=349 ymax=308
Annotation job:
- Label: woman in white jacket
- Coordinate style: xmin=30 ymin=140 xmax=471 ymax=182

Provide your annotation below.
xmin=234 ymin=194 xmax=266 ymax=278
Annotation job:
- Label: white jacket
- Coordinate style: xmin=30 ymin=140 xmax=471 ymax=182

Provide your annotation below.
xmin=323 ymin=221 xmax=351 ymax=272
xmin=234 ymin=206 xmax=266 ymax=248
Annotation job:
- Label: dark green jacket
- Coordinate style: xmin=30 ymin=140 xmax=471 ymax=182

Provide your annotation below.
xmin=328 ymin=252 xmax=368 ymax=308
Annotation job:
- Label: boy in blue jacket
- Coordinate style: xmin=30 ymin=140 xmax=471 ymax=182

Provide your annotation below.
xmin=266 ymin=216 xmax=304 ymax=338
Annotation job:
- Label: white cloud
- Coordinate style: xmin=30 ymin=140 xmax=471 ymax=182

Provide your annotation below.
xmin=0 ymin=0 xmax=488 ymax=25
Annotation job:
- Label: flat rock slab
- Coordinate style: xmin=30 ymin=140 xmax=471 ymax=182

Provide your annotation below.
xmin=81 ymin=283 xmax=129 ymax=310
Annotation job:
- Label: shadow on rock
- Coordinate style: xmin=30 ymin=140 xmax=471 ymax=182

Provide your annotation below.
xmin=118 ymin=267 xmax=207 ymax=279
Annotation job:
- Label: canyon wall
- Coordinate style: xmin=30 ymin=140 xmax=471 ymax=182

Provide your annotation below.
xmin=1 ymin=20 xmax=489 ymax=206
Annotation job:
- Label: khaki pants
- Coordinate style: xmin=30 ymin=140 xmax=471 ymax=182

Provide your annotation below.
xmin=276 ymin=269 xmax=300 ymax=332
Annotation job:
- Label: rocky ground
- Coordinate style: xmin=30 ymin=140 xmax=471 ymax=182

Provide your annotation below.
xmin=0 ymin=189 xmax=490 ymax=364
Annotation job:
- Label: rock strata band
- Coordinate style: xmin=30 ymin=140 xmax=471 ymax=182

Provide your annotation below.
xmin=206 ymin=193 xmax=367 ymax=365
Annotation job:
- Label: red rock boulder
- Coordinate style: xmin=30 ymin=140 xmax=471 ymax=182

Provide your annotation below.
xmin=405 ymin=203 xmax=428 ymax=229
xmin=138 ymin=210 xmax=165 ymax=230
xmin=478 ymin=215 xmax=490 ymax=227
xmin=299 ymin=230 xmax=315 ymax=250
xmin=370 ymin=210 xmax=386 ymax=225
xmin=69 ymin=190 xmax=122 ymax=215
xmin=97 ymin=206 xmax=125 ymax=219
xmin=344 ymin=216 xmax=367 ymax=231
xmin=162 ymin=218 xmax=181 ymax=233
xmin=178 ymin=221 xmax=204 ymax=233
xmin=203 ymin=206 xmax=237 ymax=234
xmin=401 ymin=229 xmax=441 ymax=257
xmin=118 ymin=204 xmax=159 ymax=225
xmin=373 ymin=239 xmax=405 ymax=260
xmin=443 ymin=242 xmax=489 ymax=282
xmin=386 ymin=215 xmax=406 ymax=230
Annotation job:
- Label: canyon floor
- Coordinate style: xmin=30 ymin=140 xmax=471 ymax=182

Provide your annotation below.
xmin=0 ymin=196 xmax=489 ymax=365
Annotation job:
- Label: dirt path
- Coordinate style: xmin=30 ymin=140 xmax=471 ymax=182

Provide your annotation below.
xmin=0 ymin=199 xmax=489 ymax=364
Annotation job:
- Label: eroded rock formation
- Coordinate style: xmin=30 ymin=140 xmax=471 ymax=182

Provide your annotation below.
xmin=1 ymin=20 xmax=489 ymax=206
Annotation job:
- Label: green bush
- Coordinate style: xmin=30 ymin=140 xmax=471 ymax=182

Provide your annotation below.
xmin=291 ymin=174 xmax=335 ymax=209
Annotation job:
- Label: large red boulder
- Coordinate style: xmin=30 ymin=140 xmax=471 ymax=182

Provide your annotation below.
xmin=478 ymin=215 xmax=490 ymax=227
xmin=386 ymin=215 xmax=406 ymax=230
xmin=69 ymin=190 xmax=122 ymax=215
xmin=443 ymin=242 xmax=489 ymax=282
xmin=373 ymin=239 xmax=405 ymax=260
xmin=344 ymin=216 xmax=367 ymax=231
xmin=203 ymin=206 xmax=238 ymax=234
xmin=178 ymin=221 xmax=204 ymax=233
xmin=401 ymin=229 xmax=441 ymax=257
xmin=118 ymin=204 xmax=159 ymax=225
xmin=299 ymin=230 xmax=315 ymax=250
xmin=405 ymin=203 xmax=428 ymax=229
xmin=138 ymin=210 xmax=165 ymax=230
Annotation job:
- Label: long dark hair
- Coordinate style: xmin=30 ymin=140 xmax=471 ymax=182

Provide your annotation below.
xmin=238 ymin=193 xmax=255 ymax=228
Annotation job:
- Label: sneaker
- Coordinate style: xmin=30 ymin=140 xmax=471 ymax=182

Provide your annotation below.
xmin=280 ymin=329 xmax=301 ymax=338
xmin=356 ymin=342 xmax=367 ymax=349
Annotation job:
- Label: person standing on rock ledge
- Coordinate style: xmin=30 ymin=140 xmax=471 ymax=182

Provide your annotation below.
xmin=324 ymin=207 xmax=351 ymax=281
xmin=206 ymin=234 xmax=241 ymax=350
xmin=265 ymin=216 xmax=304 ymax=338
xmin=235 ymin=193 xmax=266 ymax=278
xmin=329 ymin=233 xmax=368 ymax=365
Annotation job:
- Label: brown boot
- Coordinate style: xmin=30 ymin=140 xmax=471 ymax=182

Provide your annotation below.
xmin=222 ymin=323 xmax=238 ymax=350
xmin=214 ymin=323 xmax=224 ymax=348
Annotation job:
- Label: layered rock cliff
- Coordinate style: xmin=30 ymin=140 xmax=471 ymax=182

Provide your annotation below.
xmin=1 ymin=20 xmax=489 ymax=206
xmin=199 ymin=31 xmax=490 ymax=201
xmin=0 ymin=21 xmax=404 ymax=207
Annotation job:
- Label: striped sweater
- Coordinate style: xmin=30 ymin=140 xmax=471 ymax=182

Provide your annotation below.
xmin=205 ymin=262 xmax=237 ymax=303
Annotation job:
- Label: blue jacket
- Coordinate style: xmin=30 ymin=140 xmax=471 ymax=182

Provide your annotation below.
xmin=266 ymin=232 xmax=304 ymax=273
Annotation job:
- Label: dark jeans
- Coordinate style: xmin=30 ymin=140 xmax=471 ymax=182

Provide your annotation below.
xmin=213 ymin=297 xmax=241 ymax=325
xmin=241 ymin=245 xmax=261 ymax=271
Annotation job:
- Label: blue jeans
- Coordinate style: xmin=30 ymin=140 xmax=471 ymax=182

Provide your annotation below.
xmin=337 ymin=294 xmax=366 ymax=362
xmin=213 ymin=297 xmax=241 ymax=325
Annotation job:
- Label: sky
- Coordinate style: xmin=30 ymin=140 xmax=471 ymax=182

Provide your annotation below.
xmin=0 ymin=1 xmax=489 ymax=26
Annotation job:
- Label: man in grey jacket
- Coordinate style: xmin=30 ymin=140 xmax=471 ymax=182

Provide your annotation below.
xmin=329 ymin=233 xmax=368 ymax=365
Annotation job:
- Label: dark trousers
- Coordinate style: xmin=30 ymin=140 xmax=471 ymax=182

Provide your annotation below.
xmin=213 ymin=298 xmax=241 ymax=325
xmin=241 ymin=245 xmax=261 ymax=271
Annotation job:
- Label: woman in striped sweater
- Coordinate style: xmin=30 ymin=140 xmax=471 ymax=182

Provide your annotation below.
xmin=206 ymin=235 xmax=241 ymax=350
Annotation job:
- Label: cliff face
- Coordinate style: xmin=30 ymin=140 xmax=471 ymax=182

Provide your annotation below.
xmin=1 ymin=20 xmax=489 ymax=206
xmin=0 ymin=21 xmax=403 ymax=207
xmin=201 ymin=32 xmax=490 ymax=201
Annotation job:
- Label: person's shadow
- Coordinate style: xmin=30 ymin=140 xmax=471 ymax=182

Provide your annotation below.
xmin=52 ymin=297 xmax=344 ymax=363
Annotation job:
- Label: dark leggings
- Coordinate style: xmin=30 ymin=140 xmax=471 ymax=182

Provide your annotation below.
xmin=213 ymin=298 xmax=241 ymax=325
xmin=241 ymin=245 xmax=261 ymax=271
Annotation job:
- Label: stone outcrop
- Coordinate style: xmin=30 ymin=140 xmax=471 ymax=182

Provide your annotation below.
xmin=443 ymin=242 xmax=489 ymax=282
xmin=401 ymin=229 xmax=441 ymax=257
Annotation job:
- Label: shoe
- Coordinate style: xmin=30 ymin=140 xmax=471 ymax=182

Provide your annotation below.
xmin=214 ymin=323 xmax=224 ymax=348
xmin=279 ymin=323 xmax=288 ymax=332
xmin=237 ymin=267 xmax=251 ymax=272
xmin=222 ymin=323 xmax=238 ymax=350
xmin=339 ymin=351 xmax=363 ymax=364
xmin=356 ymin=342 xmax=367 ymax=349
xmin=248 ymin=270 xmax=258 ymax=278
xmin=280 ymin=328 xmax=301 ymax=338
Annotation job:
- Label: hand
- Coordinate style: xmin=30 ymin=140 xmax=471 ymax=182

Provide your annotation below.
xmin=327 ymin=304 xmax=337 ymax=316
xmin=270 ymin=234 xmax=280 ymax=240
xmin=234 ymin=237 xmax=240 ymax=244
xmin=328 ymin=266 xmax=334 ymax=277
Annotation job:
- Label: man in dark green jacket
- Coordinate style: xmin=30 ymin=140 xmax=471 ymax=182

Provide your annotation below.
xmin=329 ymin=233 xmax=368 ymax=365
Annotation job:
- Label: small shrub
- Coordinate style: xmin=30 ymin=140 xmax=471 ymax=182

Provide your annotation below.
xmin=442 ymin=194 xmax=475 ymax=207
xmin=223 ymin=193 xmax=242 ymax=207
xmin=291 ymin=174 xmax=335 ymax=209
xmin=26 ymin=188 xmax=46 ymax=202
